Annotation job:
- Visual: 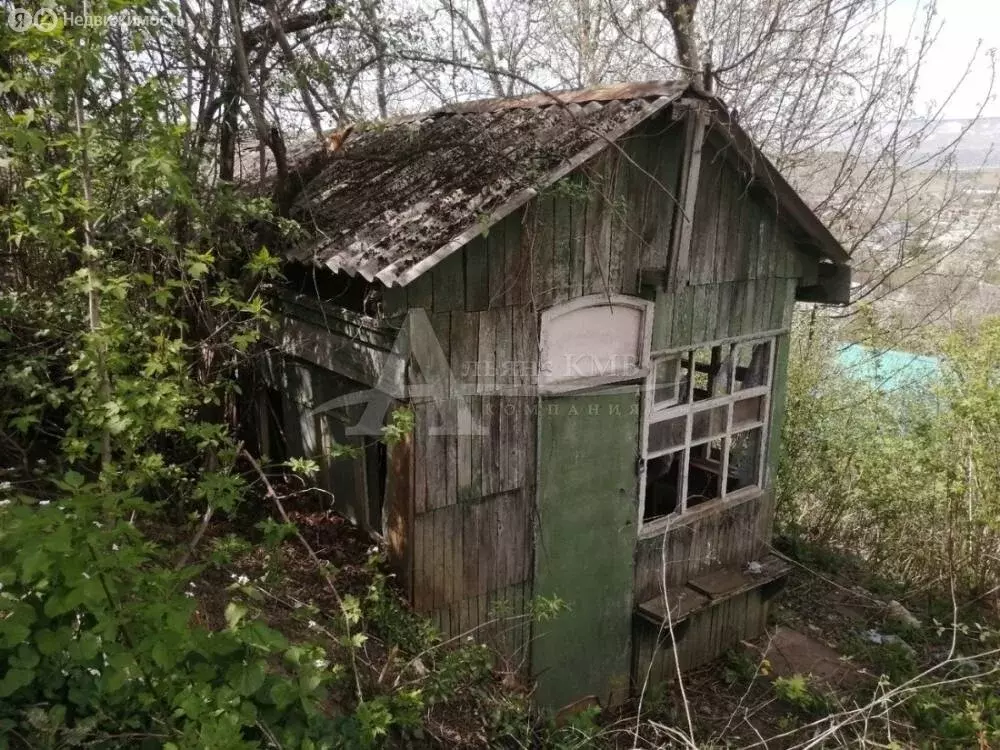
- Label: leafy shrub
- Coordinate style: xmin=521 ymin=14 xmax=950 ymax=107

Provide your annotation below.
xmin=777 ymin=315 xmax=1000 ymax=598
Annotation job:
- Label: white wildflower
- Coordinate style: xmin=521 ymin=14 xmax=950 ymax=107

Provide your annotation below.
xmin=0 ymin=481 xmax=12 ymax=491
xmin=236 ymin=574 xmax=249 ymax=586
xmin=307 ymin=620 xmax=319 ymax=630
xmin=0 ymin=500 xmax=10 ymax=507
xmin=38 ymin=500 xmax=50 ymax=506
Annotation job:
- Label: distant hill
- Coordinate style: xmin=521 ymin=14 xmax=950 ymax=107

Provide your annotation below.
xmin=901 ymin=117 xmax=1000 ymax=169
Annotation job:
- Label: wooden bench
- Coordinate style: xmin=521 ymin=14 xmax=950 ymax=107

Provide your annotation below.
xmin=635 ymin=554 xmax=791 ymax=643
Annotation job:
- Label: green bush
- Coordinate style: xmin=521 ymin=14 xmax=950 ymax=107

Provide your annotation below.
xmin=777 ymin=315 xmax=1000 ymax=597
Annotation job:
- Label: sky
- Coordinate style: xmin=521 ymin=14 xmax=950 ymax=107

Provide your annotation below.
xmin=887 ymin=0 xmax=1000 ymax=118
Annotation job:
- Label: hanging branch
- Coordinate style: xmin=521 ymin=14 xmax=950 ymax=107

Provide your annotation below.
xmin=264 ymin=0 xmax=326 ymax=141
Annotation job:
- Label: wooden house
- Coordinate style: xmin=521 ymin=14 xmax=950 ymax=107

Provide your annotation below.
xmin=252 ymin=81 xmax=851 ymax=708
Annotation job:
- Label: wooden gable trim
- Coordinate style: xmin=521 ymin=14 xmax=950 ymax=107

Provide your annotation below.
xmin=664 ymin=98 xmax=709 ymax=291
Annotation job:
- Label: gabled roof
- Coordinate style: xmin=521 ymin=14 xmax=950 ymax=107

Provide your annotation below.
xmin=244 ymin=81 xmax=848 ymax=287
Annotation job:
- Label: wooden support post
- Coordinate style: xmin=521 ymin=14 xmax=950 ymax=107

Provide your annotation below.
xmin=666 ymin=99 xmax=708 ymax=292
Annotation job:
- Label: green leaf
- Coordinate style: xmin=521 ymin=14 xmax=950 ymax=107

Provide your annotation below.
xmin=0 ymin=668 xmax=35 ymax=698
xmin=241 ymin=622 xmax=288 ymax=652
xmin=227 ymin=660 xmax=265 ymax=697
xmin=224 ymin=601 xmax=248 ymax=630
xmin=268 ymin=679 xmax=297 ymax=709
xmin=63 ymin=470 xmax=85 ymax=489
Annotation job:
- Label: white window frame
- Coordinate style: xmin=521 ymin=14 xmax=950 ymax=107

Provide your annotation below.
xmin=638 ymin=331 xmax=780 ymax=536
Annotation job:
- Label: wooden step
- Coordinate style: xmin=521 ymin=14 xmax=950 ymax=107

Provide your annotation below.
xmin=635 ymin=554 xmax=791 ymax=633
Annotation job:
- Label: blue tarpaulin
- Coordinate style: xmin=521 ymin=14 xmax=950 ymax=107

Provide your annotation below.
xmin=837 ymin=344 xmax=941 ymax=390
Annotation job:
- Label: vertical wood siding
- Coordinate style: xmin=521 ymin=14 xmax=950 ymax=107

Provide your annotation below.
xmin=281 ymin=105 xmax=817 ymax=689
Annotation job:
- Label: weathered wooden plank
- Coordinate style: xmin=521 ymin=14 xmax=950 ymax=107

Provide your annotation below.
xmin=511 ymin=305 xmax=536 ymax=492
xmin=569 ymin=188 xmax=587 ymax=299
xmin=494 ymin=308 xmax=514 ymax=493
xmin=651 ymin=287 xmax=674 ymax=352
xmin=585 ymin=153 xmax=613 ymax=295
xmin=464 ymin=236 xmax=490 ymax=311
xmin=477 ymin=332 xmax=496 ymax=498
xmin=667 ymin=102 xmax=708 ymax=290
xmin=412 ymin=403 xmax=429 ymax=515
xmin=757 ymin=208 xmax=777 ymax=281
xmin=616 ymin=132 xmax=648 ymax=296
xmin=651 ymin=120 xmax=684 ymax=275
xmin=531 ymin=195 xmax=556 ymax=308
xmin=741 ymin=279 xmax=757 ymax=337
xmin=690 ymin=285 xmax=710 ymax=344
xmin=426 ymin=313 xmax=453 ymax=510
xmin=714 ymin=281 xmax=732 ymax=341
xmin=411 ymin=512 xmax=430 ymax=611
xmin=487 ymin=212 xmax=508 ymax=308
xmin=432 ymin=506 xmax=448 ymax=613
xmin=770 ymin=276 xmax=788 ymax=330
xmin=732 ymin=166 xmax=752 ymax=283
xmin=691 ymin=144 xmax=722 ymax=285
xmin=451 ymin=312 xmax=478 ymax=502
xmin=463 ymin=502 xmax=481 ymax=598
xmin=407 ymin=272 xmax=433 ymax=309
xmin=503 ymin=212 xmax=526 ymax=307
xmin=550 ymin=191 xmax=574 ymax=305
xmin=434 ymin=248 xmax=466 ymax=313
xmin=760 ymin=276 xmax=775 ymax=334
xmin=671 ymin=285 xmax=695 ymax=349
xmin=741 ymin=199 xmax=757 ymax=282
xmin=383 ymin=285 xmax=408 ymax=317
xmin=713 ymin=166 xmax=732 ymax=284
xmin=385 ymin=432 xmax=413 ymax=600
xmin=479 ymin=496 xmax=496 ymax=597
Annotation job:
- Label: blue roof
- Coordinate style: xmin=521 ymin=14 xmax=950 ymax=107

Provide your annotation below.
xmin=837 ymin=344 xmax=941 ymax=390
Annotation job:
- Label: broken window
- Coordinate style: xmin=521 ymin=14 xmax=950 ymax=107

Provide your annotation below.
xmin=641 ymin=337 xmax=775 ymax=526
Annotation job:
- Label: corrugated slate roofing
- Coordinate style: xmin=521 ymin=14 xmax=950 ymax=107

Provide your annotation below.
xmin=239 ymin=80 xmax=848 ymax=287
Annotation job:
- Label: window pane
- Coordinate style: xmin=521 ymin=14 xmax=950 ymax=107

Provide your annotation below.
xmin=732 ymin=395 xmax=766 ymax=430
xmin=734 ymin=340 xmax=771 ymax=391
xmin=687 ymin=438 xmax=724 ymax=508
xmin=644 ymin=451 xmax=681 ymax=520
xmin=652 ymin=357 xmax=683 ymax=407
xmin=691 ymin=404 xmax=727 ymax=442
xmin=728 ymin=427 xmax=763 ymax=492
xmin=648 ymin=415 xmax=687 ymax=454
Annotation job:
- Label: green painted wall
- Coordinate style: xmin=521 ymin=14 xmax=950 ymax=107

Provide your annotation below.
xmin=533 ymin=388 xmax=640 ymax=707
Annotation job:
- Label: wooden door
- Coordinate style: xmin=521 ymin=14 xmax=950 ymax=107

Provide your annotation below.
xmin=533 ymin=386 xmax=640 ymax=707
